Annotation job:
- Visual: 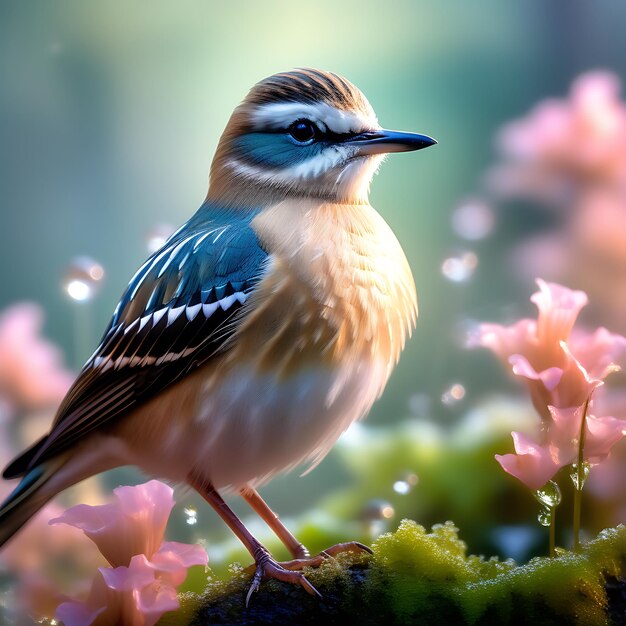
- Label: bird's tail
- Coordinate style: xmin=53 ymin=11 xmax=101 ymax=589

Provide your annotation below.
xmin=0 ymin=460 xmax=63 ymax=549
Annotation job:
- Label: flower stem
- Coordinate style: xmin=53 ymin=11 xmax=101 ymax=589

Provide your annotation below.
xmin=573 ymin=396 xmax=590 ymax=553
xmin=573 ymin=483 xmax=582 ymax=552
xmin=549 ymin=507 xmax=556 ymax=558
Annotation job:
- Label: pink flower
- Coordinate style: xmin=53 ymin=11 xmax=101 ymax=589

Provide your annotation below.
xmin=0 ymin=303 xmax=74 ymax=409
xmin=475 ymin=279 xmax=587 ymax=371
xmin=506 ymin=192 xmax=626 ymax=343
xmin=50 ymin=480 xmax=175 ymax=567
xmin=496 ymin=406 xmax=626 ymax=490
xmin=547 ymin=405 xmax=626 ymax=466
xmin=50 ymin=480 xmax=208 ymax=626
xmin=508 ymin=341 xmax=601 ymax=420
xmin=476 ymin=279 xmax=626 ymax=491
xmin=488 ymin=71 xmax=626 ymax=203
xmin=496 ymin=431 xmax=561 ymax=490
xmin=149 ymin=541 xmax=210 ymax=586
xmin=56 ymin=557 xmax=179 ymax=626
xmin=569 ymin=326 xmax=626 ymax=380
xmin=473 ymin=279 xmax=626 ymax=419
xmin=530 ymin=279 xmax=588 ymax=349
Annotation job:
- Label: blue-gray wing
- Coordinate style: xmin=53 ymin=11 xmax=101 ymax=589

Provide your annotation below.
xmin=3 ymin=213 xmax=268 ymax=477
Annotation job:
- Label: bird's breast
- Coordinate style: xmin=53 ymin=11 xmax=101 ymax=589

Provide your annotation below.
xmin=228 ymin=198 xmax=417 ymax=379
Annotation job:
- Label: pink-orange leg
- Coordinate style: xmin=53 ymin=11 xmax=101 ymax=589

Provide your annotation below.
xmin=240 ymin=485 xmax=373 ymax=569
xmin=240 ymin=486 xmax=310 ymax=559
xmin=189 ymin=473 xmax=321 ymax=604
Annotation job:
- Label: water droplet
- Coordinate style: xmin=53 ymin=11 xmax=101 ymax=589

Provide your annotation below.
xmin=570 ymin=462 xmax=591 ymax=490
xmin=146 ymin=223 xmax=176 ymax=254
xmin=451 ymin=199 xmax=495 ymax=241
xmin=393 ymin=481 xmax=410 ymax=495
xmin=62 ymin=257 xmax=105 ymax=302
xmin=393 ymin=472 xmax=418 ymax=495
xmin=403 ymin=472 xmax=419 ymax=487
xmin=184 ymin=507 xmax=198 ymax=526
xmin=361 ymin=499 xmax=395 ymax=522
xmin=441 ymin=383 xmax=466 ymax=406
xmin=537 ymin=507 xmax=552 ymax=527
xmin=361 ymin=500 xmax=395 ymax=541
xmin=441 ymin=252 xmax=478 ymax=283
xmin=381 ymin=505 xmax=394 ymax=519
xmin=533 ymin=480 xmax=562 ymax=508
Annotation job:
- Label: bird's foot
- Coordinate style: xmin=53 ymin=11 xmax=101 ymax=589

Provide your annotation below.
xmin=278 ymin=540 xmax=373 ymax=570
xmin=246 ymin=546 xmax=322 ymax=606
xmin=244 ymin=541 xmax=372 ymax=605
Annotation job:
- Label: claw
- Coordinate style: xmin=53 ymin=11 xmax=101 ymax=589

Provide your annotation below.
xmin=355 ymin=541 xmax=374 ymax=554
xmin=300 ymin=575 xmax=322 ymax=598
xmin=245 ymin=564 xmax=263 ymax=607
xmin=245 ymin=550 xmax=322 ymax=605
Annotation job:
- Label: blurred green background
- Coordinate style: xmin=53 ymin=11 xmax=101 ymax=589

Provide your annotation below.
xmin=1 ymin=0 xmax=626 ymax=568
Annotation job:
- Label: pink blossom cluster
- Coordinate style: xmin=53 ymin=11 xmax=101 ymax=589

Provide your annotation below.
xmin=0 ymin=302 xmax=73 ymax=412
xmin=1 ymin=500 xmax=105 ymax=619
xmin=487 ymin=72 xmax=626 ymax=333
xmin=0 ymin=303 xmax=85 ymax=619
xmin=489 ymin=71 xmax=626 ymax=203
xmin=0 ymin=304 xmax=205 ymax=624
xmin=473 ymin=279 xmax=626 ymax=490
xmin=50 ymin=480 xmax=208 ymax=626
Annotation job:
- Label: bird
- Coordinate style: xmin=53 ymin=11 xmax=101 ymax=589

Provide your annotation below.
xmin=0 ymin=68 xmax=435 ymax=600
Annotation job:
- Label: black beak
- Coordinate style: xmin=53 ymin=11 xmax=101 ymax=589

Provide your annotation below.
xmin=345 ymin=129 xmax=437 ymax=155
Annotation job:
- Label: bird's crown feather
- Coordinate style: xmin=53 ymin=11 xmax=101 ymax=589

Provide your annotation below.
xmin=207 ymin=69 xmax=383 ymax=205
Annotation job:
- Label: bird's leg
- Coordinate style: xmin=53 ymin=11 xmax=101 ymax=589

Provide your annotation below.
xmin=188 ymin=473 xmax=321 ymax=603
xmin=240 ymin=485 xmax=373 ymax=569
xmin=239 ymin=485 xmax=310 ymax=559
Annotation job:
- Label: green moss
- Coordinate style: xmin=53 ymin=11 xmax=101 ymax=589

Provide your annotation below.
xmin=183 ymin=521 xmax=626 ymax=626
xmin=157 ymin=592 xmax=204 ymax=626
xmin=369 ymin=521 xmax=626 ymax=626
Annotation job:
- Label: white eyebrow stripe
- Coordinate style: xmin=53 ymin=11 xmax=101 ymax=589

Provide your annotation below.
xmin=251 ymin=102 xmax=378 ymax=134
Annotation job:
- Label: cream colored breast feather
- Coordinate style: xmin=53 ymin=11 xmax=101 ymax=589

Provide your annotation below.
xmin=228 ymin=198 xmax=417 ymax=378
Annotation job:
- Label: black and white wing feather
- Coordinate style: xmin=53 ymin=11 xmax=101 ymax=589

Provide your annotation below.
xmin=3 ymin=212 xmax=268 ymax=478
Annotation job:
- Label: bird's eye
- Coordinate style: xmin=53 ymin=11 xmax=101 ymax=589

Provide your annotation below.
xmin=288 ymin=120 xmax=318 ymax=144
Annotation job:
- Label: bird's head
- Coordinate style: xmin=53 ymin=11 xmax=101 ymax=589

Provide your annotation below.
xmin=207 ymin=69 xmax=435 ymax=206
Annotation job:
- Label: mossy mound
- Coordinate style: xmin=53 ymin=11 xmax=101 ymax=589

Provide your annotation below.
xmin=167 ymin=520 xmax=626 ymax=626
